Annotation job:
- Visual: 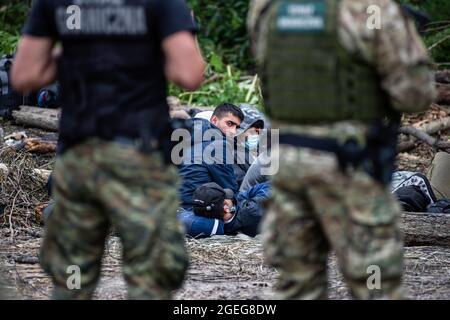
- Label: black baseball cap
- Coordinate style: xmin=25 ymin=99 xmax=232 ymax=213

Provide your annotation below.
xmin=193 ymin=182 xmax=234 ymax=219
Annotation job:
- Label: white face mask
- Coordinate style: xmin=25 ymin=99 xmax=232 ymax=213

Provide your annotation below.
xmin=245 ymin=135 xmax=259 ymax=150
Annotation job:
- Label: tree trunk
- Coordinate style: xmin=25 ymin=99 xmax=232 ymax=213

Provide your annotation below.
xmin=11 ymin=106 xmax=60 ymax=132
xmin=418 ymin=117 xmax=450 ymax=135
xmin=401 ymin=212 xmax=450 ymax=247
xmin=398 ymin=126 xmax=450 ymax=151
xmin=436 ymin=70 xmax=450 ymax=84
xmin=436 ymin=83 xmax=450 ymax=106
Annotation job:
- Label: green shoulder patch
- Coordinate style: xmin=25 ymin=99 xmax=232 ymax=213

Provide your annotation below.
xmin=276 ymin=0 xmax=326 ymax=33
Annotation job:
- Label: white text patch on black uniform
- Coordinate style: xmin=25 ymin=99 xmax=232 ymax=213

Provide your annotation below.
xmin=55 ymin=0 xmax=148 ymax=36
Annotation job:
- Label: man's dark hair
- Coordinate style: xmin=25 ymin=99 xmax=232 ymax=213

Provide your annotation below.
xmin=195 ymin=205 xmax=224 ymax=220
xmin=193 ymin=182 xmax=234 ymax=220
xmin=213 ymin=103 xmax=244 ymax=122
xmin=251 ymin=120 xmax=264 ymax=129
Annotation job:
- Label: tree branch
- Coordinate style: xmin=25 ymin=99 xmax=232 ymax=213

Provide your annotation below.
xmin=399 ymin=126 xmax=450 ymax=152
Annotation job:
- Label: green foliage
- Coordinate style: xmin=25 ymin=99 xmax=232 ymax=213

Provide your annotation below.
xmin=2 ymin=0 xmax=448 ymax=105
xmin=188 ymin=0 xmax=450 ymax=69
xmin=0 ymin=31 xmax=19 ymax=55
xmin=0 ymin=1 xmax=31 ymax=55
xmin=187 ymin=0 xmax=253 ymax=70
xmin=180 ymin=1 xmax=261 ymax=106
xmin=399 ymin=0 xmax=450 ymax=66
xmin=169 ymin=52 xmax=262 ymax=108
xmin=425 ymin=28 xmax=450 ymax=65
xmin=401 ymin=0 xmax=450 ymax=22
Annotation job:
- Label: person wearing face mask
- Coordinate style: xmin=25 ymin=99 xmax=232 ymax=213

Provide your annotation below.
xmin=245 ymin=132 xmax=261 ymax=151
xmin=233 ymin=104 xmax=268 ymax=189
xmin=177 ymin=181 xmax=270 ymax=238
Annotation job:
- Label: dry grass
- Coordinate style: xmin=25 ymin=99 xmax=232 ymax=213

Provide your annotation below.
xmin=186 ymin=235 xmax=270 ymax=282
xmin=398 ymin=103 xmax=449 ymax=172
xmin=0 ymin=103 xmax=449 ymax=299
xmin=2 ymin=233 xmax=450 ymax=300
xmin=0 ymin=147 xmax=51 ymax=236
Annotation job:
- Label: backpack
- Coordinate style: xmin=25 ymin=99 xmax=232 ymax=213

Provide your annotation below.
xmin=0 ymin=54 xmax=36 ymax=118
xmin=391 ymin=172 xmax=437 ymax=205
xmin=394 ymin=185 xmax=429 ymax=212
xmin=37 ymin=82 xmax=60 ymax=108
xmin=427 ymin=200 xmax=450 ymax=214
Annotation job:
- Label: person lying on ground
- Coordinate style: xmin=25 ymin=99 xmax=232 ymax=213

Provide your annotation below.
xmin=178 ymin=103 xmax=244 ymax=209
xmin=177 ymin=181 xmax=271 ymax=238
xmin=391 ymin=151 xmax=450 ymax=213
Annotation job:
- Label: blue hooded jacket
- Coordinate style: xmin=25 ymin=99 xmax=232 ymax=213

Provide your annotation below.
xmin=224 ymin=181 xmax=271 ymax=237
xmin=177 ymin=209 xmax=225 ymax=238
xmin=178 ymin=118 xmax=238 ymax=209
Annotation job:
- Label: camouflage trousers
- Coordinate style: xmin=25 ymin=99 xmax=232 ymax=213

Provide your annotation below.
xmin=40 ymin=138 xmax=188 ymax=300
xmin=262 ymin=144 xmax=404 ymax=299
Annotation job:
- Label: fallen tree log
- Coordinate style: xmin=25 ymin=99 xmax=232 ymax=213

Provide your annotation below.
xmin=11 ymin=103 xmax=210 ymax=131
xmin=401 ymin=212 xmax=450 ymax=247
xmin=398 ymin=126 xmax=450 ymax=152
xmin=11 ymin=106 xmax=60 ymax=132
xmin=397 ymin=140 xmax=416 ymax=153
xmin=418 ymin=117 xmax=450 ymax=135
xmin=436 ymin=83 xmax=450 ymax=106
xmin=8 ymin=255 xmax=39 ymax=264
xmin=436 ymin=70 xmax=450 ymax=84
xmin=24 ymin=138 xmax=57 ymax=154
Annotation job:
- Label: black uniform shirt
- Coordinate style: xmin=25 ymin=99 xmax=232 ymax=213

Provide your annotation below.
xmin=22 ymin=0 xmax=196 ymax=151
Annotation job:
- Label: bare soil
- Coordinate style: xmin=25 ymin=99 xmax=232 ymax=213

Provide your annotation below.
xmin=1 ymin=102 xmax=449 ymax=300
xmin=1 ymin=231 xmax=450 ymax=300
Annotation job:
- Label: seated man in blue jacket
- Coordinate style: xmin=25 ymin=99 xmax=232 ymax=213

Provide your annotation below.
xmin=178 ymin=103 xmax=244 ymax=209
xmin=177 ymin=181 xmax=271 ymax=238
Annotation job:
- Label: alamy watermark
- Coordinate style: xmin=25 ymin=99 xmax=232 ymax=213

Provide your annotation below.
xmin=59 ymin=3 xmax=383 ymax=34
xmin=65 ymin=5 xmax=81 ymax=31
xmin=66 ymin=265 xmax=81 ymax=290
xmin=170 ymin=126 xmax=280 ymax=176
xmin=366 ymin=5 xmax=382 ymax=30
xmin=56 ymin=2 xmax=148 ymax=35
xmin=367 ymin=265 xmax=381 ymax=290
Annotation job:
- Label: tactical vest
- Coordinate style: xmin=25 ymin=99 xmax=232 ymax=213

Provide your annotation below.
xmin=259 ymin=0 xmax=393 ymax=124
xmin=57 ymin=55 xmax=170 ymax=152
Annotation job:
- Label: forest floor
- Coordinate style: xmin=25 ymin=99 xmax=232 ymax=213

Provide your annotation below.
xmin=0 ymin=100 xmax=449 ymax=300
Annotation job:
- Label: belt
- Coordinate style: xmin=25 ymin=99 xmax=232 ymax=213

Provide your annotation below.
xmin=279 ymin=133 xmax=367 ymax=170
xmin=112 ymin=135 xmax=159 ymax=154
xmin=113 ymin=136 xmax=143 ymax=147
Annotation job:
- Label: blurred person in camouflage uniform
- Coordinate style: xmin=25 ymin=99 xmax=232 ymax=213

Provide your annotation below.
xmin=12 ymin=0 xmax=205 ymax=299
xmin=248 ymin=0 xmax=436 ymax=299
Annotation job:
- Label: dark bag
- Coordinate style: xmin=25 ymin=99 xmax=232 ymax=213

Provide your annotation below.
xmin=427 ymin=200 xmax=450 ymax=214
xmin=394 ymin=185 xmax=429 ymax=212
xmin=391 ymin=172 xmax=437 ymax=205
xmin=0 ymin=54 xmax=36 ymax=118
xmin=37 ymin=82 xmax=60 ymax=108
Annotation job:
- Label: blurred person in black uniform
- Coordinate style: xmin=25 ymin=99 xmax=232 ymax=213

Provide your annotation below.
xmin=12 ymin=0 xmax=205 ymax=300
